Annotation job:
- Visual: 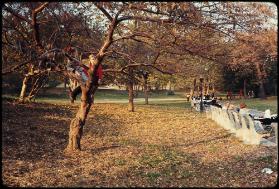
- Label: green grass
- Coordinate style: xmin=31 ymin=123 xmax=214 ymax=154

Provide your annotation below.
xmin=95 ymin=89 xmax=185 ymax=100
xmin=119 ymin=138 xmax=141 ymax=147
xmin=180 ymin=170 xmax=193 ymax=179
xmin=95 ymin=89 xmax=128 ymax=100
xmin=2 ymin=88 xmax=277 ymax=113
xmin=136 ymin=145 xmax=198 ymax=185
xmin=229 ymin=97 xmax=278 ymax=113
xmin=141 ymin=101 xmax=191 ymax=109
xmin=145 ymin=172 xmax=161 ymax=183
xmin=113 ymin=158 xmax=127 ymax=166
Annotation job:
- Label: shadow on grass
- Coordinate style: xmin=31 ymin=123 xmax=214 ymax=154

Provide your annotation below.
xmin=169 ymin=133 xmax=232 ymax=148
xmin=2 ymin=100 xmax=74 ymax=161
xmin=140 ymin=102 xmax=191 ymax=109
xmin=83 ymin=111 xmax=126 ymax=138
xmin=127 ymin=137 xmax=277 ymax=187
xmin=2 ymin=99 xmax=125 ymax=163
xmin=90 ymin=145 xmax=121 ymax=155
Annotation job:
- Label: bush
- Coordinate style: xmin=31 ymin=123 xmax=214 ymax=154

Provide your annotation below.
xmin=2 ymin=73 xmax=23 ymax=94
xmin=166 ymin=91 xmax=175 ymax=95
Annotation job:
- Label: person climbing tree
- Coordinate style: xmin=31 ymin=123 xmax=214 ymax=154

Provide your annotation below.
xmin=67 ymin=54 xmax=103 ymax=103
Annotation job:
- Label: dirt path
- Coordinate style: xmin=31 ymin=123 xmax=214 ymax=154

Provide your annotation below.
xmin=2 ymin=100 xmax=277 ymax=187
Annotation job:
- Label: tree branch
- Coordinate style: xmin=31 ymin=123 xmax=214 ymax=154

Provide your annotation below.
xmin=94 ymin=3 xmax=113 ymax=21
xmin=2 ymin=5 xmax=32 ymax=24
xmin=2 ymin=60 xmax=33 ymax=75
xmin=34 ymin=2 xmax=49 ymax=14
xmin=32 ymin=2 xmax=49 ymax=50
xmin=104 ymin=49 xmax=172 ymax=75
xmin=112 ymin=32 xmax=154 ymax=43
xmin=104 ymin=63 xmax=173 ymax=75
xmin=2 ymin=48 xmax=67 ymax=75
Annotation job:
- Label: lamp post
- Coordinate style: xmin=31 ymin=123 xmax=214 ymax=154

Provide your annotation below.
xmin=200 ymin=75 xmax=204 ymax=112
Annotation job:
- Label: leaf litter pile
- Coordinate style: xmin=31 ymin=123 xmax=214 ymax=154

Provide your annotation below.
xmin=2 ymin=99 xmax=277 ymax=187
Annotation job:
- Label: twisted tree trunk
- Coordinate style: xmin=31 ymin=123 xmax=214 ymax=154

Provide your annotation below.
xmin=65 ymin=85 xmax=98 ymax=151
xmin=18 ymin=3 xmax=48 ymax=103
xmin=64 ymin=15 xmax=118 ymax=152
xmin=19 ymin=64 xmax=35 ymax=102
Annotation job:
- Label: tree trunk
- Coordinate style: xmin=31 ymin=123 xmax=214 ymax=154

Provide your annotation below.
xmin=134 ymin=85 xmax=138 ymax=98
xmin=243 ymin=79 xmax=247 ymax=99
xmin=64 ymin=14 xmax=118 ymax=153
xmin=64 ymin=77 xmax=67 ymax=89
xmin=69 ymin=79 xmax=79 ymax=91
xmin=203 ymin=82 xmax=207 ymax=96
xmin=64 ymin=64 xmax=99 ymax=152
xmin=19 ymin=76 xmax=29 ymax=102
xmin=168 ymin=80 xmax=172 ymax=91
xmin=258 ymin=82 xmax=266 ymax=99
xmin=143 ymin=75 xmax=149 ymax=105
xmin=128 ymin=68 xmax=134 ymax=112
xmin=189 ymin=78 xmax=196 ymax=99
xmin=199 ymin=79 xmax=204 ymax=112
xmin=128 ymin=83 xmax=134 ymax=112
xmin=18 ymin=5 xmax=47 ymax=103
xmin=27 ymin=74 xmax=48 ymax=101
xmin=206 ymin=83 xmax=209 ymax=96
xmin=19 ymin=64 xmax=36 ymax=102
xmin=65 ymin=86 xmax=97 ymax=152
xmin=274 ymin=83 xmax=277 ymax=96
xmin=255 ymin=62 xmax=266 ymax=99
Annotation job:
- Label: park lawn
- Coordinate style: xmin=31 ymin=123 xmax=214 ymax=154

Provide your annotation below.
xmin=229 ymin=96 xmax=278 ymax=114
xmin=2 ymin=87 xmax=277 ymax=113
xmin=2 ymin=98 xmax=277 ymax=187
xmin=2 ymin=88 xmax=186 ymax=105
xmin=34 ymin=87 xmax=185 ymax=99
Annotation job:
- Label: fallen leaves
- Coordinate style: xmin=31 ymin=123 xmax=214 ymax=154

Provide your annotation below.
xmin=2 ymin=99 xmax=277 ymax=187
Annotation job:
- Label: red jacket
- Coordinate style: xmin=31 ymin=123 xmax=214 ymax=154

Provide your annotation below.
xmin=87 ymin=63 xmax=103 ymax=79
xmin=97 ymin=64 xmax=103 ymax=79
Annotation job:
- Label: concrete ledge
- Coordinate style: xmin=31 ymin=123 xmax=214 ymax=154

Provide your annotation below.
xmin=207 ymin=106 xmax=277 ymax=146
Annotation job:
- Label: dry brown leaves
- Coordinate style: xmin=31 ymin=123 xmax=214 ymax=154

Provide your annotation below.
xmin=2 ymin=99 xmax=277 ymax=187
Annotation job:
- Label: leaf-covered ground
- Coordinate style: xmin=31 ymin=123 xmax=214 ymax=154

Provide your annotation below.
xmin=2 ymin=99 xmax=277 ymax=187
